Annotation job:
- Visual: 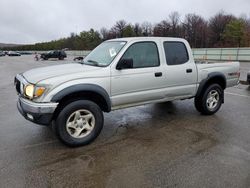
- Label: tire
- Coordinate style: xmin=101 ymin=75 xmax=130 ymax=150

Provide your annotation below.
xmin=194 ymin=84 xmax=223 ymax=115
xmin=55 ymin=100 xmax=103 ymax=147
xmin=194 ymin=96 xmax=202 ymax=112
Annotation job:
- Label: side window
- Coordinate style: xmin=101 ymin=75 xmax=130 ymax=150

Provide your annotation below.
xmin=121 ymin=42 xmax=160 ymax=68
xmin=163 ymin=42 xmax=189 ymax=65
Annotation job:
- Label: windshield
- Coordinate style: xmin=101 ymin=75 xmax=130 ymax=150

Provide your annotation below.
xmin=83 ymin=41 xmax=126 ymax=67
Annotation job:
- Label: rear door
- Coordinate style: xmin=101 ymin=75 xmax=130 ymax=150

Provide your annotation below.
xmin=111 ymin=41 xmax=166 ymax=107
xmin=162 ymin=41 xmax=197 ymax=98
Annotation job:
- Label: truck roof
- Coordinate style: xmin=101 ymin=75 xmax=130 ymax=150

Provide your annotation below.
xmin=107 ymin=37 xmax=187 ymax=43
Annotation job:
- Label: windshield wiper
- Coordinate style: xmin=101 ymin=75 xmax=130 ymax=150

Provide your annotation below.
xmin=83 ymin=59 xmax=106 ymax=67
xmin=87 ymin=59 xmax=100 ymax=65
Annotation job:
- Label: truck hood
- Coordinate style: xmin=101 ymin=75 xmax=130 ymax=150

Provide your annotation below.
xmin=22 ymin=63 xmax=102 ymax=84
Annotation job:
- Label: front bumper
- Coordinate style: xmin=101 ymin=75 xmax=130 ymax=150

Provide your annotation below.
xmin=17 ymin=97 xmax=58 ymax=126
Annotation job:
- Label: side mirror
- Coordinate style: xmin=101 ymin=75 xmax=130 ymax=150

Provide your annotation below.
xmin=116 ymin=58 xmax=133 ymax=70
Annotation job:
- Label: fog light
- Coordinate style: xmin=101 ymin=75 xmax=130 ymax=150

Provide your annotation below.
xmin=27 ymin=113 xmax=34 ymax=120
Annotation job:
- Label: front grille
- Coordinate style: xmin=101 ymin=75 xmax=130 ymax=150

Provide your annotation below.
xmin=14 ymin=77 xmax=21 ymax=94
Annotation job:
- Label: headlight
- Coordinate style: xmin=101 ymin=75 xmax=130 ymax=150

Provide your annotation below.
xmin=24 ymin=84 xmax=34 ymax=98
xmin=24 ymin=84 xmax=46 ymax=99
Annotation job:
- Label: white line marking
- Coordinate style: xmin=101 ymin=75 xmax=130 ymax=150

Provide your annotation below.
xmin=225 ymin=92 xmax=250 ymax=98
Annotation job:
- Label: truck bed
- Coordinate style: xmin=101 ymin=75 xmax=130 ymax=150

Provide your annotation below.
xmin=196 ymin=61 xmax=240 ymax=88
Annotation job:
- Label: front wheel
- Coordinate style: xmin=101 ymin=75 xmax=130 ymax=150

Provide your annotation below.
xmin=55 ymin=100 xmax=103 ymax=147
xmin=194 ymin=84 xmax=223 ymax=115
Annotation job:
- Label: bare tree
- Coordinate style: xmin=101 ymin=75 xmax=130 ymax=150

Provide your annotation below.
xmin=169 ymin=11 xmax=181 ymax=36
xmin=183 ymin=14 xmax=208 ymax=48
xmin=153 ymin=20 xmax=171 ymax=37
xmin=134 ymin=23 xmax=142 ymax=36
xmin=209 ymin=11 xmax=235 ymax=47
xmin=112 ymin=20 xmax=128 ymax=37
xmin=141 ymin=22 xmax=153 ymax=36
xmin=100 ymin=27 xmax=109 ymax=40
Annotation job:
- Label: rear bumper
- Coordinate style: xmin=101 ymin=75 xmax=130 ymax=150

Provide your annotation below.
xmin=17 ymin=97 xmax=58 ymax=126
xmin=227 ymin=77 xmax=240 ymax=88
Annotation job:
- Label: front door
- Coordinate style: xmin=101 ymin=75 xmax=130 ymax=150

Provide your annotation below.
xmin=111 ymin=41 xmax=166 ymax=107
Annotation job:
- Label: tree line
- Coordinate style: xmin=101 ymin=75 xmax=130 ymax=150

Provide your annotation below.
xmin=2 ymin=11 xmax=250 ymax=51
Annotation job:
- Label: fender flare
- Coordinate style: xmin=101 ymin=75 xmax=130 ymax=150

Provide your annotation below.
xmin=51 ymin=84 xmax=111 ymax=112
xmin=196 ymin=72 xmax=226 ymax=100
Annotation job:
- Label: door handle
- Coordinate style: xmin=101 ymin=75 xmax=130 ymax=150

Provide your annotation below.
xmin=155 ymin=72 xmax=162 ymax=77
xmin=186 ymin=69 xmax=192 ymax=73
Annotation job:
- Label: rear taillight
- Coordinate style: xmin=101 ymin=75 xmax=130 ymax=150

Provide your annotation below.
xmin=237 ymin=71 xmax=240 ymax=78
xmin=228 ymin=71 xmax=240 ymax=78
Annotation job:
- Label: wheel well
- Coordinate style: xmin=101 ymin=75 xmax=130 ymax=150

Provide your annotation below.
xmin=197 ymin=76 xmax=226 ymax=97
xmin=206 ymin=76 xmax=226 ymax=89
xmin=52 ymin=91 xmax=110 ymax=120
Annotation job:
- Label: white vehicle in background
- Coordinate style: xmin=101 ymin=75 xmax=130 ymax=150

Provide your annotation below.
xmin=14 ymin=37 xmax=240 ymax=147
xmin=8 ymin=51 xmax=21 ymax=56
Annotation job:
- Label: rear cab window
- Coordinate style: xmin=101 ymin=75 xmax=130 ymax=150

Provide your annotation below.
xmin=163 ymin=41 xmax=189 ymax=65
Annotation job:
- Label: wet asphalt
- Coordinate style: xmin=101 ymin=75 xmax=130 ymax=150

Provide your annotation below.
xmin=0 ymin=56 xmax=250 ymax=188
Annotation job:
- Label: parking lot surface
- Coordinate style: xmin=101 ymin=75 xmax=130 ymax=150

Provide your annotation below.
xmin=0 ymin=55 xmax=250 ymax=188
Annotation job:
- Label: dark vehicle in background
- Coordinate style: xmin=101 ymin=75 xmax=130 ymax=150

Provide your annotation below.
xmin=0 ymin=51 xmax=5 ymax=56
xmin=8 ymin=51 xmax=21 ymax=56
xmin=40 ymin=50 xmax=67 ymax=60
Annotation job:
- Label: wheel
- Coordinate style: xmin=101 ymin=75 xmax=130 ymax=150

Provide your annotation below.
xmin=194 ymin=84 xmax=223 ymax=115
xmin=55 ymin=100 xmax=103 ymax=147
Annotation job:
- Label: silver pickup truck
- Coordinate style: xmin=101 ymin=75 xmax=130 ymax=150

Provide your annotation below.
xmin=15 ymin=37 xmax=240 ymax=147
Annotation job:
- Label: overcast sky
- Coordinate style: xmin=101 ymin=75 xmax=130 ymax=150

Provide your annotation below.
xmin=0 ymin=0 xmax=250 ymax=44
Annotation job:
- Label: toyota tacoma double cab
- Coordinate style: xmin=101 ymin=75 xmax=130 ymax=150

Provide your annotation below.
xmin=14 ymin=37 xmax=240 ymax=147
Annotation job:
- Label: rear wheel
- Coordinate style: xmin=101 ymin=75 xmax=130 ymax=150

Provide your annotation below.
xmin=55 ymin=100 xmax=103 ymax=147
xmin=194 ymin=84 xmax=223 ymax=115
